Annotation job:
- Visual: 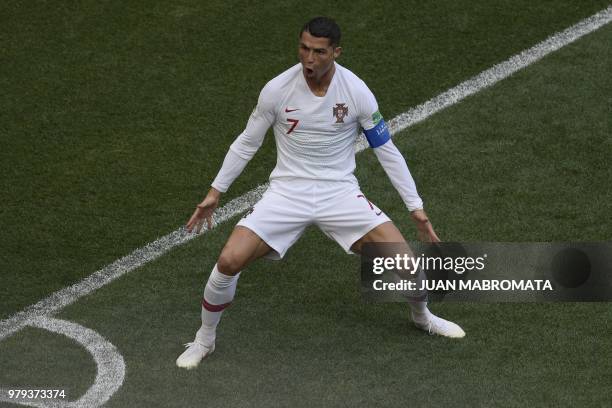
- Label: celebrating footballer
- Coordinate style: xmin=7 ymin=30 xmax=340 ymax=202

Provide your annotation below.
xmin=177 ymin=16 xmax=465 ymax=370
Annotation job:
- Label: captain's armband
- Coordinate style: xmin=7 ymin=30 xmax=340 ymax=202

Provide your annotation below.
xmin=363 ymin=114 xmax=390 ymax=148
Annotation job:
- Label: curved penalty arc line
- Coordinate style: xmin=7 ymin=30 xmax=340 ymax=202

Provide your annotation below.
xmin=0 ymin=317 xmax=125 ymax=408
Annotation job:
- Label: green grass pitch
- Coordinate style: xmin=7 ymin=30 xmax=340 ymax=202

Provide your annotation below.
xmin=1 ymin=1 xmax=611 ymax=406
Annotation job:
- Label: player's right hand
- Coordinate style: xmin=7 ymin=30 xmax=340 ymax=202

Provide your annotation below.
xmin=186 ymin=188 xmax=221 ymax=233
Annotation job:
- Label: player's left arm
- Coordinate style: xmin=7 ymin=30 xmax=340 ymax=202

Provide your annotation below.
xmin=357 ymin=86 xmax=439 ymax=242
xmin=371 ymin=137 xmax=440 ymax=243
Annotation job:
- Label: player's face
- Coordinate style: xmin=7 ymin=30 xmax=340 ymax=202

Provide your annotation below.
xmin=298 ymin=31 xmax=342 ymax=81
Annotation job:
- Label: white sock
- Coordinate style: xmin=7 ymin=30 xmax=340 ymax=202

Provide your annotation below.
xmin=405 ymin=267 xmax=432 ymax=324
xmin=409 ymin=301 xmax=432 ymax=324
xmin=196 ymin=264 xmax=240 ymax=345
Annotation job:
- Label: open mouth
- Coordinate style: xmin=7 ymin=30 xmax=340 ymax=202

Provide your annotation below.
xmin=305 ymin=67 xmax=314 ymax=76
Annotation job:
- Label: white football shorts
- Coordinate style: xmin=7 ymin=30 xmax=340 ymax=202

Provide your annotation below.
xmin=236 ymin=179 xmax=391 ymax=260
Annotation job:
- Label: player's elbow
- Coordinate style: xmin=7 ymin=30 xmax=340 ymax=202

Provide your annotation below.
xmin=230 ymin=132 xmax=263 ymax=160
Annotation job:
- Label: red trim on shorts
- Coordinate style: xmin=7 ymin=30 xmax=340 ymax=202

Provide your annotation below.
xmin=202 ymin=298 xmax=232 ymax=312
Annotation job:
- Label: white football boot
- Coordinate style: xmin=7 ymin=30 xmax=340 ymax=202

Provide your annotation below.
xmin=412 ymin=311 xmax=466 ymax=338
xmin=176 ymin=331 xmax=215 ymax=369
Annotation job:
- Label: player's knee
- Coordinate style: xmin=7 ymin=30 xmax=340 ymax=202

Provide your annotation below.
xmin=216 ymin=251 xmax=243 ymax=275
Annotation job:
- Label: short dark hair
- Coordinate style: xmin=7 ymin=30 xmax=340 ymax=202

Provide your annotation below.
xmin=300 ymin=17 xmax=341 ymax=48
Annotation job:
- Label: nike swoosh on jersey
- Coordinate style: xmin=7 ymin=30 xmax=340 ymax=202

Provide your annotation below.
xmin=285 ymin=108 xmax=300 ymax=112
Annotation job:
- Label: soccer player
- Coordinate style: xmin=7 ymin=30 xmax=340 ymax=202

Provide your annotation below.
xmin=177 ymin=17 xmax=465 ymax=369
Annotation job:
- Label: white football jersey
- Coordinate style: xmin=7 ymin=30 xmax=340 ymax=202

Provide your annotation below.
xmin=229 ymin=62 xmax=380 ymax=186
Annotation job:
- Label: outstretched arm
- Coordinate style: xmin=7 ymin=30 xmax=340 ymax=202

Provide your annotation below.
xmin=187 ymin=88 xmax=275 ymax=233
xmin=372 ymin=139 xmax=440 ymax=243
xmin=356 ymin=81 xmax=439 ymax=242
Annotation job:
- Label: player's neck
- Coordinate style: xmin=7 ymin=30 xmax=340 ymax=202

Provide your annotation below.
xmin=304 ymin=64 xmax=336 ymax=97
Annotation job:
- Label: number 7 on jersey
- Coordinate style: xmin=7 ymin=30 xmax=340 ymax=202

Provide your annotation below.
xmin=287 ymin=118 xmax=299 ymax=134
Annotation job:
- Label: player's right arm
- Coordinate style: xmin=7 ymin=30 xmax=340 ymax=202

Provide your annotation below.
xmin=187 ymin=85 xmax=276 ymax=233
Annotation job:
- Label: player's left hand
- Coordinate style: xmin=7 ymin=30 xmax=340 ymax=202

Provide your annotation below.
xmin=410 ymin=209 xmax=440 ymax=243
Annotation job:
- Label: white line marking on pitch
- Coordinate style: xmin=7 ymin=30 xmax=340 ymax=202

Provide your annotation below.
xmin=0 ymin=317 xmax=125 ymax=408
xmin=0 ymin=4 xmax=610 ymax=405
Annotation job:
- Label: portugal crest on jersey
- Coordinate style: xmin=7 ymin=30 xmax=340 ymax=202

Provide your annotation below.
xmin=333 ymin=103 xmax=348 ymax=123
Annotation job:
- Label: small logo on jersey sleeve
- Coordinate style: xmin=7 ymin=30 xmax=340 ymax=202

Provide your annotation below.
xmin=333 ymin=103 xmax=349 ymax=123
xmin=371 ymin=110 xmax=383 ymax=125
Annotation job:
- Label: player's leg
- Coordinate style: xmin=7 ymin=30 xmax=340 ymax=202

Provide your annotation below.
xmin=351 ymin=222 xmax=465 ymax=338
xmin=176 ymin=227 xmax=271 ymax=369
xmin=178 ymin=188 xmax=312 ymax=369
xmin=349 ymin=220 xmax=404 ymax=250
xmin=217 ymin=225 xmax=274 ymax=275
xmin=350 ymin=220 xmax=423 ymax=291
xmin=202 ymin=226 xmax=272 ymax=343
